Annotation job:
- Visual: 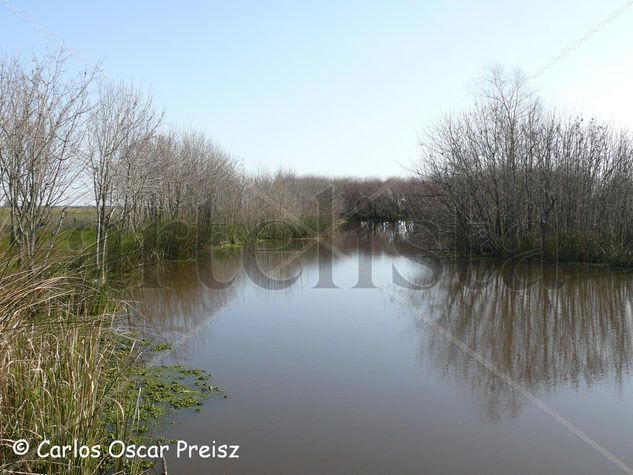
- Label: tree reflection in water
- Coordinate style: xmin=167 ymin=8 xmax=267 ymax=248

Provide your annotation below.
xmin=133 ymin=224 xmax=633 ymax=421
xmin=402 ymin=258 xmax=633 ymax=420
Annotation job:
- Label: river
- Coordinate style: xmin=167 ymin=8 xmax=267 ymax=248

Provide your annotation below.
xmin=134 ymin=224 xmax=633 ymax=474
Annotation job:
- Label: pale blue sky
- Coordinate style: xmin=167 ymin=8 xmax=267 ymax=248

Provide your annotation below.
xmin=1 ymin=0 xmax=632 ymax=177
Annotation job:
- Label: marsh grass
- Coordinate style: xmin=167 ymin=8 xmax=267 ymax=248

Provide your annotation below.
xmin=0 ymin=253 xmax=221 ymax=474
xmin=0 ymin=265 xmax=148 ymax=474
xmin=0 ymin=211 xmax=323 ymax=474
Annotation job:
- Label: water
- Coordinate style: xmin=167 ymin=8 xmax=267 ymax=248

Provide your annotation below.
xmin=134 ymin=225 xmax=633 ymax=474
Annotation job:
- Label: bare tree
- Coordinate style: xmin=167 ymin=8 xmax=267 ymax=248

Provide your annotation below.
xmin=414 ymin=66 xmax=633 ymax=263
xmin=0 ymin=52 xmax=93 ymax=267
xmin=86 ymin=81 xmax=161 ymax=280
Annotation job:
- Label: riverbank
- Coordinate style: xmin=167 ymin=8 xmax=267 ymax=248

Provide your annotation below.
xmin=402 ymin=220 xmax=633 ymax=271
xmin=0 ymin=215 xmax=333 ymax=474
xmin=0 ymin=262 xmax=224 ymax=474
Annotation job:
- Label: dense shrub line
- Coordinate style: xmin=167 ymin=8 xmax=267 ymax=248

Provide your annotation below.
xmin=413 ymin=68 xmax=633 ymax=266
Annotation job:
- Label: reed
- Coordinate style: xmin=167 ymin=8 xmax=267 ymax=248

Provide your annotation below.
xmin=0 ymin=265 xmax=145 ymax=474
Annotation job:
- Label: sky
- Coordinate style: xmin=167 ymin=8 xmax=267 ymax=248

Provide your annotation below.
xmin=0 ymin=0 xmax=632 ymax=178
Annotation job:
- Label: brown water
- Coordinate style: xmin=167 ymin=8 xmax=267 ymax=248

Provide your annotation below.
xmin=134 ymin=225 xmax=633 ymax=474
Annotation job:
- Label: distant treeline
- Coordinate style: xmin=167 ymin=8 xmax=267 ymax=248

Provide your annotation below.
xmin=0 ymin=51 xmax=413 ymax=279
xmin=412 ymin=67 xmax=633 ymax=266
xmin=333 ymin=177 xmax=416 ymax=222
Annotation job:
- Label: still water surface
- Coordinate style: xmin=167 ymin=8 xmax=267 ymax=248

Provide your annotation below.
xmin=135 ymin=226 xmax=633 ymax=474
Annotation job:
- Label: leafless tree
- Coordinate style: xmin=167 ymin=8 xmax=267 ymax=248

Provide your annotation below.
xmin=414 ymin=66 xmax=633 ymax=263
xmin=0 ymin=52 xmax=93 ymax=267
xmin=86 ymin=81 xmax=161 ymax=279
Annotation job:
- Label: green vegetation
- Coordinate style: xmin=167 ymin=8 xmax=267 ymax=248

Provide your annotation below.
xmin=0 ymin=264 xmax=220 ymax=474
xmin=0 ymin=205 xmax=337 ymax=473
xmin=0 ymin=207 xmax=338 ymax=473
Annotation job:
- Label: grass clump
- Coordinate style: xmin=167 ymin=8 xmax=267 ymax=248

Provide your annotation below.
xmin=0 ymin=266 xmax=217 ymax=474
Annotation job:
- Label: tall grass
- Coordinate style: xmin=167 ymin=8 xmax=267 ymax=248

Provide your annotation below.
xmin=0 ymin=267 xmax=145 ymax=474
xmin=0 ymin=197 xmax=332 ymax=472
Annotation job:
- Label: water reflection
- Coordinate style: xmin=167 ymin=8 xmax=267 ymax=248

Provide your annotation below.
xmin=135 ymin=225 xmax=633 ymax=424
xmin=397 ymin=260 xmax=633 ymax=421
xmin=133 ymin=245 xmax=314 ymax=341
